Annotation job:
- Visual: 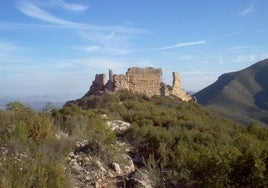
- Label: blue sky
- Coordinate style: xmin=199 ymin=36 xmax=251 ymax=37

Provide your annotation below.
xmin=1 ymin=0 xmax=268 ymax=98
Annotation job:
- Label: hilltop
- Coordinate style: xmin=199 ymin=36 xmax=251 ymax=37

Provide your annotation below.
xmin=1 ymin=67 xmax=268 ymax=187
xmin=194 ymin=59 xmax=268 ymax=125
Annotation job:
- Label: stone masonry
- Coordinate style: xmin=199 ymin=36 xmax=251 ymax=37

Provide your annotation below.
xmin=86 ymin=67 xmax=192 ymax=101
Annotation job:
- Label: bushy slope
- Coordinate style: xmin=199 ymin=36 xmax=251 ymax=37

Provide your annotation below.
xmin=0 ymin=102 xmax=71 ymax=187
xmin=1 ymin=91 xmax=268 ymax=187
xmin=194 ymin=59 xmax=268 ymax=125
xmin=68 ymin=90 xmax=268 ymax=187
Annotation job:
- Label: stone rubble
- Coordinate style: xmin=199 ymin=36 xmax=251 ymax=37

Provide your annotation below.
xmin=67 ymin=119 xmax=153 ymax=188
xmin=106 ymin=120 xmax=131 ymax=132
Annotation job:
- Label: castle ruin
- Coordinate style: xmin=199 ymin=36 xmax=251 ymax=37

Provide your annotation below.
xmin=86 ymin=67 xmax=192 ymax=101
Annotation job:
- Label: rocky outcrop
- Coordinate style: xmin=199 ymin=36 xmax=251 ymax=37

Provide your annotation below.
xmin=86 ymin=67 xmax=192 ymax=101
xmin=106 ymin=120 xmax=131 ymax=133
xmin=67 ymin=119 xmax=154 ymax=188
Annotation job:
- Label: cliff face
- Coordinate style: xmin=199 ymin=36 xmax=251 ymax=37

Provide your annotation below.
xmin=86 ymin=67 xmax=192 ymax=101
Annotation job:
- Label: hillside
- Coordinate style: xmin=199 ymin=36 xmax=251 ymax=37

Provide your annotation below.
xmin=66 ymin=90 xmax=268 ymax=187
xmin=194 ymin=59 xmax=268 ymax=125
xmin=1 ymin=92 xmax=268 ymax=187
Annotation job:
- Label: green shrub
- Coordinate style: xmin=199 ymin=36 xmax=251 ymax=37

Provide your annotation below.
xmin=0 ymin=102 xmax=70 ymax=187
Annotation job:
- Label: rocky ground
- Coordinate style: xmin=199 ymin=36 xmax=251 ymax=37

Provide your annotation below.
xmin=67 ymin=119 xmax=153 ymax=188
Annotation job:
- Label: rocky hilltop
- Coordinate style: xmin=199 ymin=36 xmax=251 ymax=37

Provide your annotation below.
xmin=85 ymin=67 xmax=192 ymax=101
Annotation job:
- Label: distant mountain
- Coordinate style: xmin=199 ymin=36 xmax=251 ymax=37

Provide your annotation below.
xmin=194 ymin=59 xmax=268 ymax=125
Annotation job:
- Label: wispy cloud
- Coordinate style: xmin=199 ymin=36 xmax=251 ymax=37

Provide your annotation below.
xmin=85 ymin=45 xmax=101 ymax=52
xmin=220 ymin=31 xmax=241 ymax=38
xmin=233 ymin=54 xmax=257 ymax=63
xmin=232 ymin=45 xmax=257 ymax=51
xmin=79 ymin=31 xmax=138 ymax=55
xmin=157 ymin=40 xmax=206 ymax=50
xmin=16 ymin=1 xmax=78 ymax=26
xmin=210 ymin=31 xmax=241 ymax=41
xmin=229 ymin=45 xmax=258 ymax=55
xmin=238 ymin=1 xmax=255 ymax=16
xmin=52 ymin=0 xmax=89 ymax=12
xmin=15 ymin=1 xmax=144 ymax=33
xmin=14 ymin=1 xmax=144 ymax=56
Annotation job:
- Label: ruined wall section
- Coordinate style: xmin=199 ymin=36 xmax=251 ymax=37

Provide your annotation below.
xmin=170 ymin=72 xmax=192 ymax=101
xmin=126 ymin=67 xmax=162 ymax=97
xmin=113 ymin=74 xmax=129 ymax=91
xmin=86 ymin=74 xmax=106 ymax=95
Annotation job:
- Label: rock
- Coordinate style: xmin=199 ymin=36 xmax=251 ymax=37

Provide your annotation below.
xmin=84 ymin=176 xmax=91 ymax=182
xmin=55 ymin=131 xmax=68 ymax=139
xmin=71 ymin=162 xmax=82 ymax=174
xmin=106 ymin=120 xmax=131 ymax=132
xmin=75 ymin=140 xmax=89 ymax=153
xmin=69 ymin=152 xmax=75 ymax=159
xmin=137 ymin=180 xmax=153 ymax=188
xmin=95 ymin=160 xmax=106 ymax=172
xmin=128 ymin=170 xmax=153 ymax=188
xmin=84 ymin=156 xmax=91 ymax=162
xmin=123 ymin=154 xmax=135 ymax=173
xmin=111 ymin=162 xmax=121 ymax=174
xmin=102 ymin=114 xmax=108 ymax=119
xmin=67 ymin=138 xmax=137 ymax=188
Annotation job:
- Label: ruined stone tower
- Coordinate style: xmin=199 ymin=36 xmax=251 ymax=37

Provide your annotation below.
xmin=86 ymin=67 xmax=192 ymax=101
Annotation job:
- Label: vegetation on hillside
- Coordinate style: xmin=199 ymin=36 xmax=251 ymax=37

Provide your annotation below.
xmin=69 ymin=90 xmax=268 ymax=187
xmin=0 ymin=102 xmax=70 ymax=187
xmin=1 ymin=91 xmax=268 ymax=187
xmin=0 ymin=102 xmax=117 ymax=188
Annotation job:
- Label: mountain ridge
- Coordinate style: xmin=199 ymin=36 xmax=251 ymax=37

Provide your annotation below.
xmin=194 ymin=59 xmax=268 ymax=125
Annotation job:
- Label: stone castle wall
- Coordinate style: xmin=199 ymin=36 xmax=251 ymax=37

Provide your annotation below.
xmin=87 ymin=67 xmax=192 ymax=101
xmin=126 ymin=67 xmax=162 ymax=96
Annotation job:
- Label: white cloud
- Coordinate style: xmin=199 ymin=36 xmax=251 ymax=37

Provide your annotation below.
xmin=232 ymin=45 xmax=256 ymax=50
xmin=15 ymin=1 xmax=144 ymax=33
xmin=52 ymin=0 xmax=89 ymax=12
xmin=85 ymin=45 xmax=101 ymax=52
xmin=79 ymin=31 xmax=138 ymax=55
xmin=231 ymin=45 xmax=258 ymax=53
xmin=238 ymin=1 xmax=255 ymax=16
xmin=157 ymin=40 xmax=206 ymax=50
xmin=233 ymin=54 xmax=257 ymax=63
xmin=16 ymin=1 xmax=78 ymax=26
xmin=210 ymin=31 xmax=241 ymax=41
xmin=13 ymin=1 xmax=145 ymax=57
